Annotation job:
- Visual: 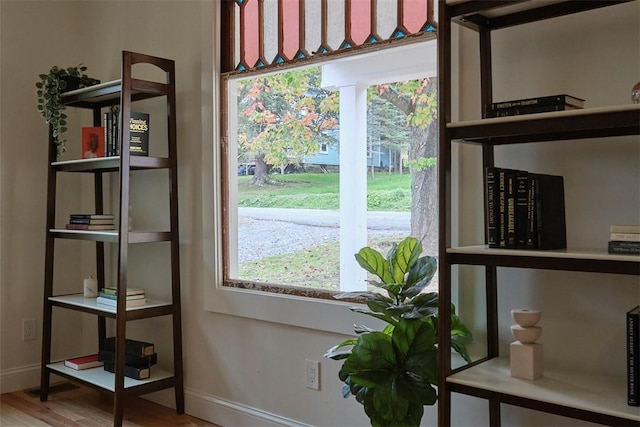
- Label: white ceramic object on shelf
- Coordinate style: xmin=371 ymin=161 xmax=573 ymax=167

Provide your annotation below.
xmin=511 ymin=324 xmax=542 ymax=344
xmin=511 ymin=308 xmax=542 ymax=327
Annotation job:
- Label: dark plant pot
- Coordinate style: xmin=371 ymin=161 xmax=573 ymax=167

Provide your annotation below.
xmin=59 ymin=76 xmax=101 ymax=93
xmin=59 ymin=76 xmax=81 ymax=93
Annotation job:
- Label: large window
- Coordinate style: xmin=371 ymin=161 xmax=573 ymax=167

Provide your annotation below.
xmin=220 ymin=0 xmax=438 ymax=299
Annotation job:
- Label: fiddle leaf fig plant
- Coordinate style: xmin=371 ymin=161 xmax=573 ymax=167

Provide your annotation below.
xmin=324 ymin=236 xmax=472 ymax=427
xmin=35 ymin=64 xmax=99 ymax=159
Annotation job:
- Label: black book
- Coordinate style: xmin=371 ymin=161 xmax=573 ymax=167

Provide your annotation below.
xmin=628 ymin=306 xmax=640 ymax=406
xmin=102 ymin=337 xmax=154 ymax=357
xmin=531 ymin=173 xmax=567 ymax=250
xmin=514 ymin=171 xmax=529 ymax=248
xmin=128 ymin=112 xmax=149 ymax=156
xmin=103 ymin=361 xmax=150 ymax=380
xmin=485 ymin=103 xmax=581 ymax=118
xmin=609 ymin=241 xmax=640 ymax=255
xmin=485 ymin=94 xmax=585 ymax=113
xmin=98 ymin=349 xmax=157 ymax=367
xmin=526 ymin=174 xmax=538 ymax=249
xmin=485 ymin=167 xmax=499 ymax=248
xmin=498 ymin=169 xmax=508 ymax=248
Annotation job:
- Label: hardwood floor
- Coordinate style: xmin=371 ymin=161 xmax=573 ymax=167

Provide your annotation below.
xmin=0 ymin=382 xmax=220 ymax=426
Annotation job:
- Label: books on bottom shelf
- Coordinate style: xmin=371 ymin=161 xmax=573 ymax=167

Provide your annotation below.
xmin=609 ymin=225 xmax=640 ymax=255
xmin=103 ymin=361 xmax=150 ymax=380
xmin=103 ymin=337 xmax=155 ymax=357
xmin=627 ymin=306 xmax=639 ymax=406
xmin=64 ymin=354 xmax=104 ymax=370
xmin=66 ymin=213 xmax=115 ymax=231
xmin=101 ymin=337 xmax=156 ymax=380
xmin=485 ymin=167 xmax=566 ymax=250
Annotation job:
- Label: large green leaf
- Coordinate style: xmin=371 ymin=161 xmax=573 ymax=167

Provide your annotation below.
xmin=355 ymin=247 xmax=393 ymax=284
xmin=389 ymin=237 xmax=422 ymax=285
xmin=341 ymin=332 xmax=397 ymax=388
xmin=403 ymin=256 xmax=437 ymax=298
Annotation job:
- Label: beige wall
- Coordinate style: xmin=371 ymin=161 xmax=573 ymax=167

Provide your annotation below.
xmin=1 ymin=1 xmax=638 ymax=426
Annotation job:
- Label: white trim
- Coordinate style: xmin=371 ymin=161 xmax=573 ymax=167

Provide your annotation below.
xmin=0 ymin=363 xmax=40 ymax=394
xmin=184 ymin=387 xmax=314 ymax=427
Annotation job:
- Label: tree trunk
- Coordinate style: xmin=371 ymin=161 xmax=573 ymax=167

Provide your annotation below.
xmin=409 ymin=119 xmax=438 ymax=255
xmin=250 ymin=154 xmax=277 ymax=186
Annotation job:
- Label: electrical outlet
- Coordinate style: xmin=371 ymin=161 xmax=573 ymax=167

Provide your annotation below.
xmin=305 ymin=359 xmax=320 ymax=390
xmin=22 ymin=319 xmax=36 ymax=341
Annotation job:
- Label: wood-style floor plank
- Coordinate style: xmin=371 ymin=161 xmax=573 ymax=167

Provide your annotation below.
xmin=0 ymin=383 xmax=219 ymax=427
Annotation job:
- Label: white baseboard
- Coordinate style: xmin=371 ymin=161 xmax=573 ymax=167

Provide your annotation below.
xmin=1 ymin=365 xmax=306 ymax=427
xmin=0 ymin=363 xmax=40 ymax=394
xmin=145 ymin=387 xmax=313 ymax=427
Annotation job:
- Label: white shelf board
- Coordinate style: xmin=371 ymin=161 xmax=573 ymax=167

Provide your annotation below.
xmin=448 ymin=358 xmax=639 ymax=421
xmin=447 ymin=104 xmax=640 ymax=128
xmin=47 ymin=361 xmax=173 ymax=392
xmin=49 ymin=294 xmax=171 ymax=314
xmin=447 ymin=245 xmax=640 ymax=262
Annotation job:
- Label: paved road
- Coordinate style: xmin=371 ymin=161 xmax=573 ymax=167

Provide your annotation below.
xmin=238 ymin=207 xmax=410 ymax=231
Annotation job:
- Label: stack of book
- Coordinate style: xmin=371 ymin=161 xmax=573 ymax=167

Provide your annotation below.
xmin=104 ymin=107 xmax=150 ymax=157
xmin=484 ymin=94 xmax=585 ymax=118
xmin=65 ymin=214 xmax=115 ymax=231
xmin=609 ymin=225 xmax=640 ymax=255
xmin=96 ymin=287 xmax=146 ymax=308
xmin=100 ymin=337 xmax=156 ymax=380
xmin=485 ymin=167 xmax=566 ymax=250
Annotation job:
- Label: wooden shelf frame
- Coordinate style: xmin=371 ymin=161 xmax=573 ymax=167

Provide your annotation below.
xmin=437 ymin=1 xmax=640 ymax=426
xmin=40 ymin=51 xmax=184 ymax=427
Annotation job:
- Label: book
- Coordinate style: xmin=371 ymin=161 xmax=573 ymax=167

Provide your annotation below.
xmin=526 ymin=174 xmax=538 ymax=249
xmin=608 ymin=241 xmax=640 ymax=255
xmin=498 ymin=168 xmax=507 ymax=248
xmin=103 ymin=337 xmax=155 ymax=357
xmin=533 ymin=173 xmax=566 ymax=250
xmin=505 ymin=169 xmax=517 ymax=248
xmin=485 ymin=103 xmax=581 ymax=118
xmin=96 ymin=296 xmax=146 ymax=307
xmin=610 ymin=233 xmax=640 ymax=242
xmin=128 ymin=112 xmax=149 ymax=156
xmin=81 ymin=127 xmax=105 ymax=159
xmin=514 ymin=171 xmax=529 ymax=248
xmin=486 ymin=94 xmax=585 ymax=112
xmin=628 ymin=306 xmax=640 ymax=406
xmin=485 ymin=167 xmax=499 ymax=248
xmin=101 ymin=287 xmax=145 ymax=296
xmin=104 ymin=107 xmax=119 ymax=157
xmin=69 ymin=214 xmax=115 ymax=220
xmin=103 ymin=361 xmax=150 ymax=380
xmin=65 ymin=223 xmax=115 ymax=231
xmin=64 ymin=354 xmax=104 ymax=370
xmin=98 ymin=349 xmax=157 ymax=367
xmin=611 ymin=225 xmax=640 ymax=234
xmin=98 ymin=292 xmax=145 ymax=301
xmin=68 ymin=218 xmax=114 ymax=225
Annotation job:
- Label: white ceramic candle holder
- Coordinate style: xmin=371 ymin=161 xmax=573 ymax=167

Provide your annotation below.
xmin=510 ymin=308 xmax=543 ymax=380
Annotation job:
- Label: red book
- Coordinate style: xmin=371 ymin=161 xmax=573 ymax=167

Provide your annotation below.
xmin=82 ymin=126 xmax=105 ymax=159
xmin=64 ymin=354 xmax=104 ymax=370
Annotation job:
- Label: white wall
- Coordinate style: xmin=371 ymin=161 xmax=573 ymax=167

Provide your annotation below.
xmin=0 ymin=2 xmax=638 ymax=427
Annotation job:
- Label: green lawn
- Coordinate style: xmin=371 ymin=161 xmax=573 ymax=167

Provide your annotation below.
xmin=237 ymin=172 xmax=411 ymax=211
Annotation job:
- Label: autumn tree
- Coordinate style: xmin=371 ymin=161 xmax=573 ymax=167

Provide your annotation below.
xmin=374 ymin=78 xmax=438 ymax=253
xmin=237 ymin=67 xmax=338 ymax=185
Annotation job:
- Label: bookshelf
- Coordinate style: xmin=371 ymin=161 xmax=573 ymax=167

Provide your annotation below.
xmin=437 ymin=1 xmax=640 ymax=426
xmin=40 ymin=51 xmax=184 ymax=427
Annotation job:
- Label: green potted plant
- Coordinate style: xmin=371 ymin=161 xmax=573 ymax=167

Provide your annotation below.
xmin=35 ymin=64 xmax=99 ymax=159
xmin=324 ymin=236 xmax=472 ymax=427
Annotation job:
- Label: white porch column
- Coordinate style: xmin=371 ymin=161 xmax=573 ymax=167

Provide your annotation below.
xmin=339 ymin=84 xmax=368 ymax=291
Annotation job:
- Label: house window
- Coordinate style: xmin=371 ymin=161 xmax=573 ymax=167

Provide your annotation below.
xmin=220 ymin=0 xmax=438 ymax=299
